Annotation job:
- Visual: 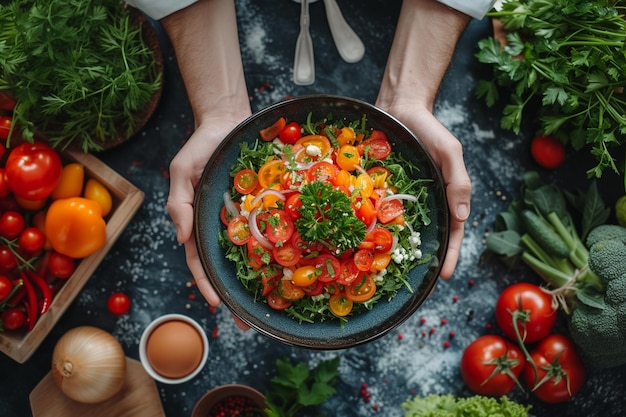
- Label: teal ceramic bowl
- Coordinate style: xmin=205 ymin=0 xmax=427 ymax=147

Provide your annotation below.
xmin=194 ymin=95 xmax=449 ymax=349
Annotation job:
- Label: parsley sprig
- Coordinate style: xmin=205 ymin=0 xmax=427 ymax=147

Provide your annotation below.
xmin=0 ymin=0 xmax=161 ymax=151
xmin=475 ymin=0 xmax=626 ymax=178
xmin=296 ymin=181 xmax=367 ymax=252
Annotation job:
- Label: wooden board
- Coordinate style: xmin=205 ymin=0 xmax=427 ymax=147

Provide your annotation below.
xmin=29 ymin=357 xmax=165 ymax=417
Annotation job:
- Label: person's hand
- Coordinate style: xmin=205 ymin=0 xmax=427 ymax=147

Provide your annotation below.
xmin=377 ymin=102 xmax=471 ymax=279
xmin=167 ymin=114 xmax=251 ymax=328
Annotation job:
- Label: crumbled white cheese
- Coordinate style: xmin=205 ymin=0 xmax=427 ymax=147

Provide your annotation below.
xmin=306 ymin=144 xmax=322 ymax=157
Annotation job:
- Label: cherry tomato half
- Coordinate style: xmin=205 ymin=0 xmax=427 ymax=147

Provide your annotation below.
xmin=260 ymin=117 xmax=287 ymax=141
xmin=329 ymin=293 xmax=353 ymax=317
xmin=345 ymin=274 xmax=376 ymax=302
xmin=291 ymin=265 xmax=318 ymax=287
xmin=227 ymin=215 xmax=251 ymax=246
xmin=233 ymin=169 xmax=259 ymax=195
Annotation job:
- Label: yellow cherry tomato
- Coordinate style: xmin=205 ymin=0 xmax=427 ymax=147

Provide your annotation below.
xmin=257 ymin=159 xmax=286 ymax=189
xmin=336 ymin=127 xmax=356 ymax=146
xmin=84 ymin=178 xmax=113 ymax=217
xmin=328 ymin=293 xmax=353 ymax=317
xmin=291 ymin=265 xmax=318 ymax=287
xmin=336 ymin=144 xmax=360 ymax=171
xmin=334 ymin=169 xmax=352 ymax=188
xmin=51 ymin=163 xmax=84 ymax=200
xmin=294 ymin=135 xmax=331 ymax=163
xmin=354 ymin=172 xmax=374 ymax=199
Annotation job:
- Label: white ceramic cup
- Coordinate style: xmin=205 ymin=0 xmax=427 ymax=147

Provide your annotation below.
xmin=139 ymin=313 xmax=209 ymax=384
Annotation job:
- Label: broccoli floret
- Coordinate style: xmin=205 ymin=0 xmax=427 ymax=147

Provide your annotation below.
xmin=588 ymin=239 xmax=626 ymax=283
xmin=586 ymin=224 xmax=626 ymax=247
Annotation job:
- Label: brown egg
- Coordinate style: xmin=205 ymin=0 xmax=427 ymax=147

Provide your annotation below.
xmin=146 ymin=319 xmax=204 ymax=379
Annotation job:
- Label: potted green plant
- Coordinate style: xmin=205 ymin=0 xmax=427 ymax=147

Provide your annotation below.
xmin=0 ymin=0 xmax=162 ymax=152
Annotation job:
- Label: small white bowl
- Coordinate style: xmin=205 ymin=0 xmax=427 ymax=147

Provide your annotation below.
xmin=139 ymin=313 xmax=209 ymax=384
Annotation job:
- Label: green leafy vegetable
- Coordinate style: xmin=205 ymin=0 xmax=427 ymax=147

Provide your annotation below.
xmin=297 ymin=181 xmax=367 ymax=252
xmin=402 ymin=394 xmax=531 ymax=417
xmin=0 ymin=0 xmax=161 ymax=151
xmin=475 ymin=0 xmax=626 ymax=178
xmin=264 ymin=357 xmax=339 ymax=417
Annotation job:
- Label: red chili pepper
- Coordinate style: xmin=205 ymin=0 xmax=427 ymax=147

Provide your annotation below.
xmin=26 ymin=270 xmax=52 ymax=315
xmin=20 ymin=271 xmax=38 ymax=330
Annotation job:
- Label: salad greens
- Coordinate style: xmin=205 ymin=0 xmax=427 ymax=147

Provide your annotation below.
xmin=402 ymin=394 xmax=531 ymax=417
xmin=475 ymin=0 xmax=626 ymax=178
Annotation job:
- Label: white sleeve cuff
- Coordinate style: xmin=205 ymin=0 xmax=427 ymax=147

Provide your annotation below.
xmin=436 ymin=0 xmax=497 ymax=20
xmin=125 ymin=0 xmax=198 ymax=20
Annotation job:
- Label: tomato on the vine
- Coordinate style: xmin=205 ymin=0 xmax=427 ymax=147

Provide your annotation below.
xmin=0 ymin=275 xmax=13 ymax=301
xmin=523 ymin=334 xmax=586 ymax=403
xmin=0 ymin=168 xmax=10 ymax=198
xmin=495 ymin=282 xmax=557 ymax=344
xmin=278 ymin=121 xmax=302 ymax=144
xmin=17 ymin=227 xmax=46 ymax=254
xmin=4 ymin=141 xmax=63 ymax=200
xmin=107 ymin=292 xmax=131 ymax=316
xmin=460 ymin=335 xmax=526 ymax=396
xmin=0 ymin=246 xmax=17 ymax=271
xmin=0 ymin=211 xmax=25 ymax=240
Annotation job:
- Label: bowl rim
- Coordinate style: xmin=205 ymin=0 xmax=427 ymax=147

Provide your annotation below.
xmin=191 ymin=384 xmax=266 ymax=417
xmin=138 ymin=313 xmax=209 ymax=384
xmin=194 ymin=94 xmax=449 ymax=349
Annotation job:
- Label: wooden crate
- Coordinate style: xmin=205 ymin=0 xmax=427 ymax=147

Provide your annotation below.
xmin=0 ymin=150 xmax=144 ymax=363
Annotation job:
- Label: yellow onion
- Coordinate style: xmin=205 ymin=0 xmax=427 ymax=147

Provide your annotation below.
xmin=51 ymin=326 xmax=126 ymax=403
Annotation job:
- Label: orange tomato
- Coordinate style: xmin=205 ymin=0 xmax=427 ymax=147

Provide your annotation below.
xmin=328 ymin=293 xmax=353 ymax=317
xmin=345 ymin=275 xmax=376 ymax=302
xmin=291 ymin=265 xmax=318 ymax=287
xmin=257 ymin=159 xmax=286 ymax=189
xmin=336 ymin=144 xmax=360 ymax=171
xmin=51 ymin=163 xmax=84 ymax=200
xmin=45 ymin=197 xmax=107 ymax=259
xmin=336 ymin=127 xmax=356 ymax=146
xmin=83 ymin=178 xmax=113 ymax=217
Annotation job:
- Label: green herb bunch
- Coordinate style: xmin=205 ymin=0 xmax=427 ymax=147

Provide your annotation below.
xmin=0 ymin=0 xmax=161 ymax=151
xmin=475 ymin=0 xmax=626 ymax=178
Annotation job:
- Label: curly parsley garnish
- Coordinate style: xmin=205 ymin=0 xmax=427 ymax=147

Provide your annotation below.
xmin=296 ymin=182 xmax=366 ymax=252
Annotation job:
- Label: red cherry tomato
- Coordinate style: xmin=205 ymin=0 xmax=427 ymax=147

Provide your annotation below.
xmin=278 ymin=121 xmax=302 ymax=144
xmin=259 ymin=117 xmax=287 ymax=141
xmin=272 ymin=242 xmax=302 ymax=267
xmin=1 ymin=307 xmax=25 ymax=330
xmin=523 ymin=334 xmax=586 ymax=403
xmin=107 ymin=292 xmax=131 ymax=316
xmin=233 ymin=169 xmax=259 ymax=195
xmin=531 ymin=135 xmax=565 ymax=169
xmin=460 ymin=335 xmax=526 ymax=396
xmin=48 ymin=251 xmax=76 ymax=279
xmin=18 ymin=227 xmax=46 ymax=254
xmin=0 ymin=116 xmax=12 ymax=141
xmin=0 ymin=275 xmax=13 ymax=301
xmin=284 ymin=192 xmax=302 ymax=220
xmin=495 ymin=282 xmax=558 ymax=344
xmin=263 ymin=209 xmax=294 ymax=244
xmin=0 ymin=211 xmax=25 ymax=240
xmin=4 ymin=141 xmax=63 ymax=200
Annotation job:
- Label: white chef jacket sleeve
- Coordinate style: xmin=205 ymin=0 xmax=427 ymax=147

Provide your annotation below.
xmin=436 ymin=0 xmax=498 ymax=20
xmin=125 ymin=0 xmax=198 ymax=20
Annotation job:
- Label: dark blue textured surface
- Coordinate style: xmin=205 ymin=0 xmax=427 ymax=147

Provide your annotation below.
xmin=1 ymin=1 xmax=624 ymax=416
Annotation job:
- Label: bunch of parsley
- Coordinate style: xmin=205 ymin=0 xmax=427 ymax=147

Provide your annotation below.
xmin=0 ymin=0 xmax=161 ymax=151
xmin=475 ymin=0 xmax=626 ymax=178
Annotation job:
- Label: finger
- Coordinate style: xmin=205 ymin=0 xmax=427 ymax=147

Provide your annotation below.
xmin=167 ymin=158 xmax=196 ymax=243
xmin=184 ymin=239 xmax=222 ymax=306
xmin=439 ymin=218 xmax=464 ymax=279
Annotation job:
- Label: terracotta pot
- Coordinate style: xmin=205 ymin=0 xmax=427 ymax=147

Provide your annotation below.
xmin=191 ymin=384 xmax=266 ymax=417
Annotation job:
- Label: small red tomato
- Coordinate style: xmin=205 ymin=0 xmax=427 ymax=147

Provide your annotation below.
xmin=17 ymin=227 xmax=46 ymax=254
xmin=531 ymin=135 xmax=565 ymax=169
xmin=107 ymin=292 xmax=131 ymax=316
xmin=278 ymin=121 xmax=302 ymax=144
xmin=0 ymin=116 xmax=12 ymax=141
xmin=48 ymin=251 xmax=76 ymax=279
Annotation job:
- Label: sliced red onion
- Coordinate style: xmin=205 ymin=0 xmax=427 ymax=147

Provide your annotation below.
xmin=366 ymin=217 xmax=378 ymax=233
xmin=248 ymin=207 xmax=273 ymax=249
xmin=223 ymin=191 xmax=240 ymax=217
xmin=251 ymin=189 xmax=287 ymax=206
xmin=381 ymin=193 xmax=418 ymax=203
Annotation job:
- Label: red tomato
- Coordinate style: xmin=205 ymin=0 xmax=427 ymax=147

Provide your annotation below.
xmin=0 ymin=211 xmax=25 ymax=240
xmin=376 ymin=198 xmax=404 ymax=224
xmin=266 ymin=288 xmax=292 ymax=310
xmin=278 ymin=279 xmax=305 ymax=301
xmin=284 ymin=192 xmax=302 ymax=220
xmin=353 ymin=249 xmax=374 ymax=272
xmin=1 ymin=307 xmax=25 ymax=330
xmin=247 ymin=236 xmax=273 ymax=264
xmin=227 ymin=215 xmax=251 ymax=246
xmin=495 ymin=283 xmax=558 ymax=344
xmin=48 ymin=251 xmax=76 ymax=279
xmin=264 ymin=209 xmax=294 ymax=244
xmin=362 ymin=227 xmax=393 ymax=253
xmin=107 ymin=292 xmax=131 ymax=316
xmin=357 ymin=131 xmax=392 ymax=160
xmin=307 ymin=161 xmax=337 ymax=183
xmin=278 ymin=121 xmax=302 ymax=144
xmin=272 ymin=242 xmax=302 ymax=267
xmin=314 ymin=254 xmax=341 ymax=282
xmin=337 ymin=258 xmax=363 ymax=285
xmin=355 ymin=197 xmax=377 ymax=226
xmin=0 ymin=116 xmax=12 ymax=141
xmin=17 ymin=227 xmax=46 ymax=254
xmin=234 ymin=169 xmax=259 ymax=194
xmin=0 ymin=168 xmax=11 ymax=198
xmin=523 ymin=334 xmax=586 ymax=403
xmin=4 ymin=141 xmax=63 ymax=200
xmin=0 ymin=275 xmax=12 ymax=301
xmin=345 ymin=274 xmax=376 ymax=302
xmin=259 ymin=117 xmax=287 ymax=141
xmin=460 ymin=335 xmax=526 ymax=396
xmin=0 ymin=245 xmax=17 ymax=271
xmin=531 ymin=135 xmax=565 ymax=169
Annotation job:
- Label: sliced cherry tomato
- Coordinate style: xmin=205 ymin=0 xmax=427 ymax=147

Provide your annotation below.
xmin=48 ymin=251 xmax=76 ymax=279
xmin=336 ymin=127 xmax=356 ymax=146
xmin=258 ymin=159 xmax=286 ymax=188
xmin=0 ymin=211 xmax=25 ymax=240
xmin=227 ymin=215 xmax=251 ymax=246
xmin=291 ymin=265 xmax=318 ymax=287
xmin=363 ymin=227 xmax=394 ymax=253
xmin=284 ymin=192 xmax=302 ymax=220
xmin=531 ymin=135 xmax=565 ymax=169
xmin=353 ymin=249 xmax=374 ymax=272
xmin=307 ymin=161 xmax=337 ymax=183
xmin=247 ymin=236 xmax=273 ymax=264
xmin=335 ymin=144 xmax=360 ymax=171
xmin=460 ymin=335 xmax=526 ymax=396
xmin=329 ymin=293 xmax=353 ymax=317
xmin=51 ymin=162 xmax=85 ymax=200
xmin=294 ymin=135 xmax=332 ymax=163
xmin=302 ymin=279 xmax=325 ymax=296
xmin=260 ymin=117 xmax=287 ymax=141
xmin=354 ymin=172 xmax=374 ymax=199
xmin=18 ymin=227 xmax=46 ymax=254
xmin=370 ymin=252 xmax=391 ymax=272
xmin=367 ymin=166 xmax=391 ymax=189
xmin=278 ymin=279 xmax=305 ymax=301
xmin=523 ymin=334 xmax=586 ymax=403
xmin=220 ymin=202 xmax=241 ymax=226
xmin=267 ymin=288 xmax=292 ymax=310
xmin=264 ymin=209 xmax=294 ymax=244
xmin=272 ymin=242 xmax=302 ymax=267
xmin=234 ymin=169 xmax=259 ymax=194
xmin=107 ymin=292 xmax=131 ymax=316
xmin=337 ymin=258 xmax=363 ymax=285
xmin=0 ymin=116 xmax=12 ymax=141
xmin=495 ymin=282 xmax=557 ymax=344
xmin=278 ymin=121 xmax=302 ymax=144
xmin=314 ymin=254 xmax=341 ymax=282
xmin=84 ymin=178 xmax=113 ymax=217
xmin=376 ymin=198 xmax=404 ymax=224
xmin=357 ymin=131 xmax=392 ymax=160
xmin=1 ymin=307 xmax=25 ymax=331
xmin=345 ymin=274 xmax=376 ymax=302
xmin=5 ymin=141 xmax=63 ymax=200
xmin=355 ymin=197 xmax=377 ymax=226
